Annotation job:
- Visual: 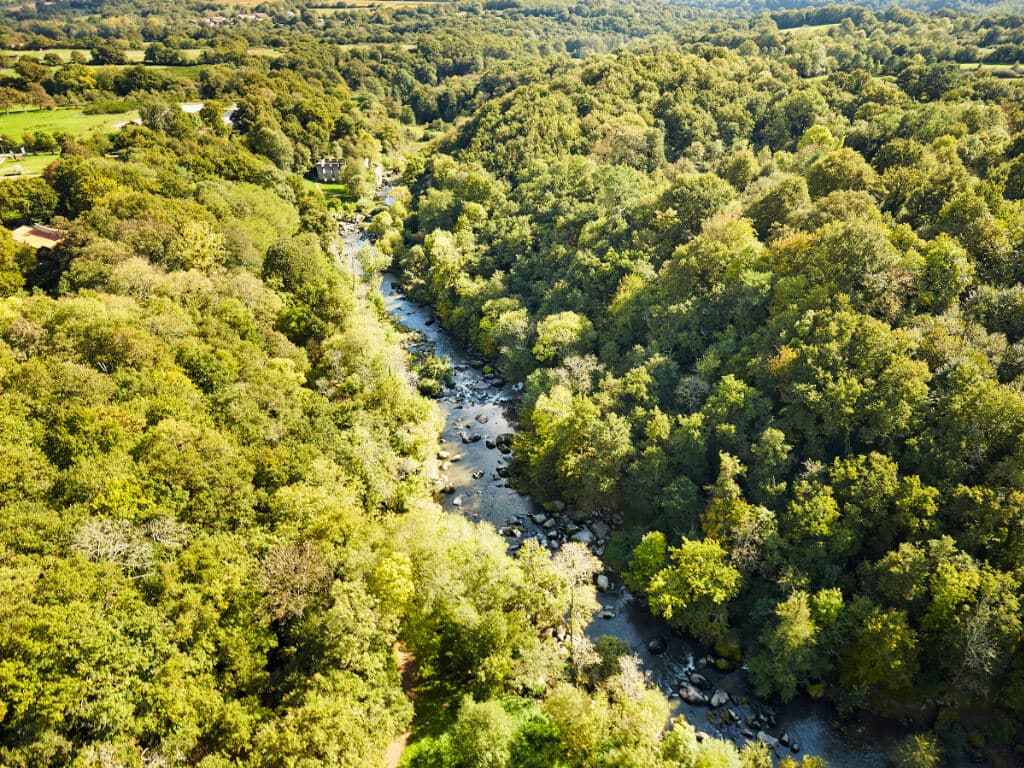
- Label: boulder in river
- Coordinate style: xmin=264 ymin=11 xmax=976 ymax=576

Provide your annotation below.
xmin=531 ymin=513 xmax=548 ymax=524
xmin=709 ymin=690 xmax=729 ymax=709
xmin=571 ymin=529 xmax=594 ymax=544
xmin=475 ymin=413 xmax=489 ymax=424
xmin=485 ymin=438 xmax=497 ymax=449
xmin=647 ymin=637 xmax=668 ymax=655
xmin=756 ymin=732 xmax=779 ymax=749
xmin=689 ymin=673 xmax=711 ymax=690
xmin=452 ymin=496 xmax=463 ymax=507
xmin=569 ymin=506 xmax=591 ymax=523
xmin=437 ymin=450 xmax=451 ymax=460
xmin=679 ymin=683 xmax=708 ymax=706
xmin=595 ymin=574 xmax=610 ymax=591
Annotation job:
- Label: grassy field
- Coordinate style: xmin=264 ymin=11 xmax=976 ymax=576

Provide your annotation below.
xmin=155 ymin=64 xmax=207 ymax=79
xmin=958 ymin=62 xmax=1024 ymax=77
xmin=2 ymin=46 xmax=273 ymax=68
xmin=303 ymin=178 xmax=349 ymax=197
xmin=250 ymin=47 xmax=285 ymax=58
xmin=0 ymin=152 xmax=59 ymax=177
xmin=338 ymin=41 xmax=417 ymax=49
xmin=0 ymin=107 xmax=140 ymax=138
xmin=0 ymin=48 xmax=86 ymax=62
xmin=318 ymin=0 xmax=441 ymax=9
xmin=780 ymin=22 xmax=840 ymax=35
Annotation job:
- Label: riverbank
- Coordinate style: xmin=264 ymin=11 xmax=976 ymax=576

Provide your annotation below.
xmin=373 ymin=262 xmax=916 ymax=768
xmin=335 ymin=190 xmax=977 ymax=765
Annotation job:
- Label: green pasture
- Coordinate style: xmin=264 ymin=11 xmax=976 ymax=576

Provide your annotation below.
xmin=0 ymin=107 xmax=139 ymax=138
xmin=304 ymin=178 xmax=349 ymax=197
xmin=0 ymin=152 xmax=59 ymax=177
xmin=0 ymin=48 xmax=85 ymax=62
xmin=958 ymin=62 xmax=1024 ymax=77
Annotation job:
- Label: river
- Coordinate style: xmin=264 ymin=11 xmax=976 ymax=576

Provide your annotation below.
xmin=347 ymin=227 xmax=951 ymax=766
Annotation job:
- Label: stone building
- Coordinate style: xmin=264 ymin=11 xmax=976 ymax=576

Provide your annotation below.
xmin=315 ymin=157 xmax=342 ymax=182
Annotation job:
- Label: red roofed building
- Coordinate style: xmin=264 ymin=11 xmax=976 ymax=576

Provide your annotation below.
xmin=10 ymin=225 xmax=65 ymax=250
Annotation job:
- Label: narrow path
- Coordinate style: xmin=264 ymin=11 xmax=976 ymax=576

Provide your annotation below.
xmin=384 ymin=647 xmax=417 ymax=768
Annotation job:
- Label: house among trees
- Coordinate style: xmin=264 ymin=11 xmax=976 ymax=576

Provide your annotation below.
xmin=11 ymin=224 xmax=64 ymax=250
xmin=314 ymin=157 xmax=342 ymax=182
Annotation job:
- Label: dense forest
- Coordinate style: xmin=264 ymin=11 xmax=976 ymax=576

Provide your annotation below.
xmin=1 ymin=0 xmax=1024 ymax=767
xmin=397 ymin=10 xmax=1024 ymax=763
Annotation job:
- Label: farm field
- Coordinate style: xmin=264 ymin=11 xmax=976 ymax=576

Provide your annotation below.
xmin=1 ymin=46 xmax=271 ymax=72
xmin=317 ymin=1 xmax=441 ymax=10
xmin=0 ymin=107 xmax=139 ymax=138
xmin=0 ymin=47 xmax=85 ymax=61
xmin=779 ymin=22 xmax=840 ymax=34
xmin=337 ymin=42 xmax=417 ymax=50
xmin=0 ymin=46 xmax=195 ymax=62
xmin=957 ymin=61 xmax=1024 ymax=77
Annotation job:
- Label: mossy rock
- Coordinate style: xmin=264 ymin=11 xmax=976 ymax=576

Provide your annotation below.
xmin=806 ymin=682 xmax=826 ymax=699
xmin=714 ymin=657 xmax=733 ymax=672
xmin=482 ymin=365 xmax=494 ymax=375
xmin=714 ymin=635 xmax=742 ymax=662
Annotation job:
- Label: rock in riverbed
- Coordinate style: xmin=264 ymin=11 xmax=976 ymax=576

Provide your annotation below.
xmin=571 ymin=529 xmax=594 ymax=544
xmin=648 ymin=637 xmax=668 ymax=654
xmin=679 ymin=683 xmax=708 ymax=706
xmin=756 ymin=732 xmax=779 ymax=749
xmin=689 ymin=673 xmax=710 ymax=690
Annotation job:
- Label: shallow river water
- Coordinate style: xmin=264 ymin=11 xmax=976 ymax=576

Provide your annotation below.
xmin=369 ymin=256 xmax=969 ymax=768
